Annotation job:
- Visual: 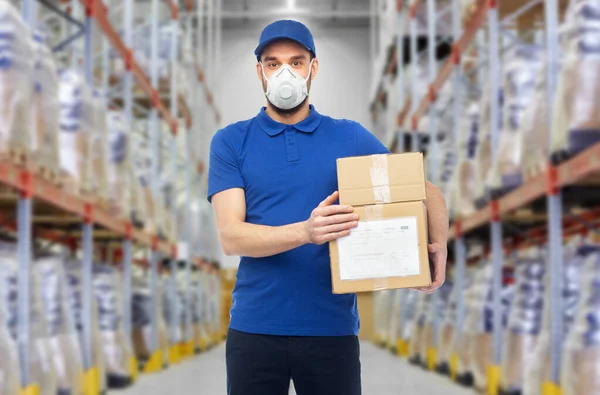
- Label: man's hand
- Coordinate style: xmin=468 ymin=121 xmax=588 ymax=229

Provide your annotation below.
xmin=417 ymin=242 xmax=448 ymax=294
xmin=304 ymin=191 xmax=359 ymax=245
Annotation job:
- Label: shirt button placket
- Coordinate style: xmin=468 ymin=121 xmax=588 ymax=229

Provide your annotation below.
xmin=285 ymin=127 xmax=299 ymax=162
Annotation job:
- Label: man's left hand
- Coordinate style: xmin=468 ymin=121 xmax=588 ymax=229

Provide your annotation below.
xmin=416 ymin=243 xmax=447 ymax=294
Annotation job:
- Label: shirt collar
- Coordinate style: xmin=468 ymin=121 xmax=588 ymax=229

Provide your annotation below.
xmin=256 ymin=105 xmax=322 ymax=136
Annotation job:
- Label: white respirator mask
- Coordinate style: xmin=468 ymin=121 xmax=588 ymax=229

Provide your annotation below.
xmin=261 ymin=59 xmax=314 ymax=110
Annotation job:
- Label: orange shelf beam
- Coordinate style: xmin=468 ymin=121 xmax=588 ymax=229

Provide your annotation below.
xmin=450 ymin=142 xmax=600 ymax=239
xmin=409 ymin=1 xmax=489 ymax=124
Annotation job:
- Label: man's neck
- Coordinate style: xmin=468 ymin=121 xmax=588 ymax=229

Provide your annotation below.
xmin=265 ymin=101 xmax=311 ymax=125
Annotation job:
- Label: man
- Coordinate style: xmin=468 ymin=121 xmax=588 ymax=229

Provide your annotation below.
xmin=208 ymin=20 xmax=449 ymax=395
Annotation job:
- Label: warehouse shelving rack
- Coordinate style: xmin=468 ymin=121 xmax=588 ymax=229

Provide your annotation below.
xmin=8 ymin=0 xmax=222 ymax=393
xmin=370 ymin=0 xmax=600 ymax=394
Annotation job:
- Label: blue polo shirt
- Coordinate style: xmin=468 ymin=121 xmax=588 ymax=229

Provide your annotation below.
xmin=207 ymin=105 xmax=389 ymax=336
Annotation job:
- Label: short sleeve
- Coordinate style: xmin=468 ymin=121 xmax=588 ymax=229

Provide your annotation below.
xmin=354 ymin=123 xmax=391 ymax=156
xmin=207 ymin=129 xmax=245 ymax=202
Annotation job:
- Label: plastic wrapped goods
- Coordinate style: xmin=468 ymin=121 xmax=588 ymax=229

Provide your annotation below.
xmin=0 ymin=312 xmax=19 ymax=395
xmin=0 ymin=243 xmax=57 ymax=395
xmin=92 ymin=264 xmax=133 ymax=388
xmin=524 ymin=237 xmax=584 ymax=395
xmin=488 ymin=46 xmax=542 ymax=194
xmin=453 ymin=103 xmax=481 ymax=217
xmin=35 ymin=256 xmax=84 ymax=395
xmin=436 ymin=280 xmax=456 ymax=369
xmin=374 ymin=290 xmax=394 ymax=345
xmin=0 ymin=1 xmax=34 ymax=158
xmin=520 ymin=63 xmax=550 ymax=180
xmin=106 ymin=111 xmax=131 ymax=218
xmin=163 ymin=272 xmax=183 ymax=346
xmin=131 ymin=267 xmax=168 ymax=363
xmin=59 ymin=69 xmax=93 ymax=194
xmin=561 ymin=241 xmax=600 ymax=395
xmin=552 ymin=4 xmax=600 ymax=161
xmin=31 ymin=32 xmax=59 ymax=174
xmin=65 ymin=261 xmax=107 ymax=394
xmin=474 ymin=86 xmax=504 ymax=206
xmin=408 ymin=293 xmax=431 ymax=363
xmin=464 ymin=263 xmax=515 ymax=392
xmin=448 ymin=269 xmax=476 ymax=381
xmin=500 ymin=248 xmax=546 ymax=394
xmin=131 ymin=134 xmax=157 ymax=234
xmin=90 ymin=91 xmax=108 ymax=202
xmin=386 ymin=290 xmax=402 ymax=351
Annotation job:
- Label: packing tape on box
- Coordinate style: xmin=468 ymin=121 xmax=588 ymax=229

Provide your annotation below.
xmin=369 ymin=155 xmax=391 ymax=204
xmin=364 ymin=204 xmax=384 ymax=221
xmin=372 ymin=277 xmax=389 ymax=291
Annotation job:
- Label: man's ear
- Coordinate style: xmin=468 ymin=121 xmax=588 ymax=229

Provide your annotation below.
xmin=310 ymin=58 xmax=319 ymax=80
xmin=256 ymin=61 xmax=264 ymax=82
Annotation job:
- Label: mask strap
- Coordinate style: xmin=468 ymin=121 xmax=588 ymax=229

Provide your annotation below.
xmin=304 ymin=58 xmax=315 ymax=82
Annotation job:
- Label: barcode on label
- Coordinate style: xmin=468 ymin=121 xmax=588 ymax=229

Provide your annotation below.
xmin=401 ymin=226 xmax=409 ymax=230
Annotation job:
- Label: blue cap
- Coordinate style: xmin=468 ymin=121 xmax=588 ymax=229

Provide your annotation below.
xmin=254 ymin=20 xmax=316 ymax=60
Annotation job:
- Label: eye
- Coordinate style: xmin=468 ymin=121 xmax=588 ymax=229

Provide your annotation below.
xmin=292 ymin=61 xmax=302 ymax=67
xmin=268 ymin=62 xmax=279 ymax=68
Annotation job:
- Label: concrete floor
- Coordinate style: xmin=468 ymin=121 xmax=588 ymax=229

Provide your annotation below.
xmin=117 ymin=342 xmax=476 ymax=395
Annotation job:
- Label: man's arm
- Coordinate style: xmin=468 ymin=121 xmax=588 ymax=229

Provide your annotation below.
xmin=414 ymin=180 xmax=449 ymax=294
xmin=425 ymin=180 xmax=449 ymax=245
xmin=212 ymin=189 xmax=358 ymax=258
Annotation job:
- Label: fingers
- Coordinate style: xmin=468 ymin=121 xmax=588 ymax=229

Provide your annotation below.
xmin=316 ymin=204 xmax=354 ymax=217
xmin=319 ymin=213 xmax=358 ymax=226
xmin=320 ymin=221 xmax=359 ymax=235
xmin=318 ymin=191 xmax=340 ymax=208
xmin=313 ymin=229 xmax=352 ymax=244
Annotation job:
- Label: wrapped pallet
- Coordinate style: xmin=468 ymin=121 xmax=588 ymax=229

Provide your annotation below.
xmin=131 ymin=134 xmax=156 ymax=234
xmin=474 ymin=85 xmax=504 ymax=207
xmin=373 ymin=290 xmax=393 ymax=346
xmin=35 ymin=256 xmax=84 ymax=395
xmin=408 ymin=293 xmax=431 ymax=365
xmin=500 ymin=247 xmax=546 ymax=395
xmin=90 ymin=91 xmax=109 ymax=204
xmin=0 ymin=1 xmax=34 ymax=160
xmin=106 ymin=110 xmax=131 ymax=219
xmin=31 ymin=31 xmax=59 ymax=177
xmin=65 ymin=261 xmax=107 ymax=394
xmin=552 ymin=1 xmax=600 ymax=161
xmin=448 ymin=268 xmax=475 ymax=382
xmin=435 ymin=279 xmax=456 ymax=373
xmin=488 ymin=46 xmax=543 ymax=195
xmin=561 ymin=239 xmax=600 ymax=395
xmin=131 ymin=266 xmax=168 ymax=365
xmin=524 ymin=236 xmax=584 ymax=395
xmin=163 ymin=271 xmax=183 ymax=349
xmin=464 ymin=263 xmax=515 ymax=392
xmin=92 ymin=264 xmax=133 ymax=389
xmin=453 ymin=102 xmax=481 ymax=218
xmin=59 ymin=69 xmax=94 ymax=195
xmin=386 ymin=290 xmax=401 ymax=352
xmin=0 ymin=309 xmax=19 ymax=395
xmin=0 ymin=243 xmax=58 ymax=395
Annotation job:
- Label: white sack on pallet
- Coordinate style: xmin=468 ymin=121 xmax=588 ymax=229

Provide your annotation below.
xmin=501 ymin=247 xmax=545 ymax=394
xmin=524 ymin=236 xmax=584 ymax=395
xmin=65 ymin=261 xmax=107 ymax=393
xmin=453 ymin=102 xmax=481 ymax=217
xmin=90 ymin=91 xmax=109 ymax=202
xmin=107 ymin=111 xmax=131 ymax=219
xmin=551 ymin=16 xmax=600 ymax=160
xmin=0 ymin=243 xmax=58 ymax=395
xmin=59 ymin=69 xmax=94 ymax=194
xmin=92 ymin=265 xmax=134 ymax=388
xmin=35 ymin=256 xmax=84 ymax=395
xmin=0 ymin=1 xmax=34 ymax=157
xmin=561 ymin=240 xmax=600 ymax=395
xmin=488 ymin=46 xmax=542 ymax=194
xmin=31 ymin=32 xmax=59 ymax=174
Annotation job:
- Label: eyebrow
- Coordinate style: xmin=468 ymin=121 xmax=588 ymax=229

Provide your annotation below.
xmin=262 ymin=54 xmax=309 ymax=63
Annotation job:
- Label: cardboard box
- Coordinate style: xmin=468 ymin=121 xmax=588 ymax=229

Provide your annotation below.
xmin=330 ymin=152 xmax=432 ymax=294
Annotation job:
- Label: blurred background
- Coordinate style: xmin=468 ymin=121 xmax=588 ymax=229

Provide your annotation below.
xmin=0 ymin=0 xmax=598 ymax=394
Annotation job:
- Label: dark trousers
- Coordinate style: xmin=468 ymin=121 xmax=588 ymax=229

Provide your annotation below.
xmin=226 ymin=328 xmax=362 ymax=395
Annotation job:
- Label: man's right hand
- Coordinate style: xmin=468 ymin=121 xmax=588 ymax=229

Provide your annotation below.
xmin=304 ymin=191 xmax=359 ymax=245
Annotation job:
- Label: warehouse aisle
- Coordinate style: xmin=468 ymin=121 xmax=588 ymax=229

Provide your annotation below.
xmin=118 ymin=342 xmax=476 ymax=395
